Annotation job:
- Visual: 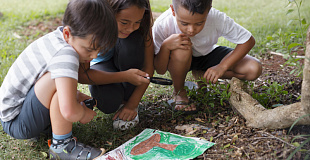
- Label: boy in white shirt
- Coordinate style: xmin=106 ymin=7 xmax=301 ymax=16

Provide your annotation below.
xmin=152 ymin=0 xmax=262 ymax=113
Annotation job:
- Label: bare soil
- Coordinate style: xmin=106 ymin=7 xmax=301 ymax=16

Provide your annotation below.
xmin=21 ymin=16 xmax=309 ymax=159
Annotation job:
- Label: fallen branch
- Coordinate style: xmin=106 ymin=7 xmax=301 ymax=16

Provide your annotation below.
xmin=270 ymin=51 xmax=305 ymax=59
xmin=254 ymin=137 xmax=296 ymax=148
xmin=257 ymin=131 xmax=295 ymax=146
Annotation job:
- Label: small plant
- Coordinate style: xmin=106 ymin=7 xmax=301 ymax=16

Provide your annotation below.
xmin=251 ymin=80 xmax=291 ymax=108
xmin=284 ymin=0 xmax=307 ymax=77
xmin=286 ymin=0 xmax=307 ymax=42
xmin=186 ymin=79 xmax=231 ymax=111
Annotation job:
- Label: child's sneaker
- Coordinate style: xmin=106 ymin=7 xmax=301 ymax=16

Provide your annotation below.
xmin=113 ymin=113 xmax=139 ymax=130
xmin=49 ymin=137 xmax=105 ymax=160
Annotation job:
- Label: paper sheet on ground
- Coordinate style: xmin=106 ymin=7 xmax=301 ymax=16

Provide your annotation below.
xmin=98 ymin=128 xmax=214 ymax=160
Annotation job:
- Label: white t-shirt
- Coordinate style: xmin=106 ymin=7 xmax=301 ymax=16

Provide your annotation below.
xmin=0 ymin=26 xmax=79 ymax=122
xmin=152 ymin=7 xmax=252 ymax=57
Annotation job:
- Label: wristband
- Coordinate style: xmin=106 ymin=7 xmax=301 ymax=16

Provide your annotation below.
xmin=83 ymin=98 xmax=97 ymax=110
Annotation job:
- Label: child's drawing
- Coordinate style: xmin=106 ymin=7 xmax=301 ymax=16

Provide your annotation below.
xmin=98 ymin=128 xmax=214 ymax=160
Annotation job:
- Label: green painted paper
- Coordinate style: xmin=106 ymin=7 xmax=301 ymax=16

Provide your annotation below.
xmin=125 ymin=129 xmax=214 ymax=160
xmin=99 ymin=128 xmax=214 ymax=160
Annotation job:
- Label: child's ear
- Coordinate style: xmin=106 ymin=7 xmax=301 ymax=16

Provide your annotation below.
xmin=63 ymin=26 xmax=71 ymax=42
xmin=170 ymin=4 xmax=176 ymax=16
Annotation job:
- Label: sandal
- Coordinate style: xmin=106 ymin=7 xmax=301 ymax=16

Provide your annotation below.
xmin=171 ymin=100 xmax=198 ymax=115
xmin=49 ymin=137 xmax=105 ymax=160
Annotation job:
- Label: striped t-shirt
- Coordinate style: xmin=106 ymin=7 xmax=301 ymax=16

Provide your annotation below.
xmin=0 ymin=26 xmax=79 ymax=122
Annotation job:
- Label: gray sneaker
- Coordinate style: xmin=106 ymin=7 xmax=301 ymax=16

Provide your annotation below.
xmin=49 ymin=137 xmax=105 ymax=160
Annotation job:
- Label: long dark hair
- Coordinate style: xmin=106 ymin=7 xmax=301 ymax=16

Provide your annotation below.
xmin=107 ymin=0 xmax=153 ymax=42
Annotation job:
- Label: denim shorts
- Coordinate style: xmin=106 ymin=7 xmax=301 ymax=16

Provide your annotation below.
xmin=190 ymin=46 xmax=233 ymax=71
xmin=1 ymin=86 xmax=51 ymax=139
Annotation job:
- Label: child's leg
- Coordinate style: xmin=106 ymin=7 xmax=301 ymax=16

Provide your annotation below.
xmin=35 ymin=72 xmax=73 ymax=135
xmin=168 ymin=48 xmax=196 ymax=111
xmin=89 ymin=31 xmax=144 ymax=114
xmin=221 ymin=53 xmax=262 ymax=81
xmin=35 ymin=72 xmax=104 ymax=159
xmin=0 ymin=72 xmax=69 ymax=139
xmin=191 ymin=46 xmax=262 ymax=83
xmin=192 ymin=70 xmax=207 ymax=89
xmin=89 ymin=60 xmax=127 ymax=114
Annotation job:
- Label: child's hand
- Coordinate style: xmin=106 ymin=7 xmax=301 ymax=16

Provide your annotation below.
xmin=204 ymin=65 xmax=227 ymax=84
xmin=79 ymin=103 xmax=97 ymax=124
xmin=164 ymin=33 xmax=192 ymax=51
xmin=112 ymin=105 xmax=137 ymax=121
xmin=124 ymin=69 xmax=150 ymax=85
xmin=76 ymin=90 xmax=92 ymax=103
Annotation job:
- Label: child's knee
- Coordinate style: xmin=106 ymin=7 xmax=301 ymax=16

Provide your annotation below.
xmin=246 ymin=60 xmax=262 ymax=81
xmin=170 ymin=48 xmax=192 ymax=63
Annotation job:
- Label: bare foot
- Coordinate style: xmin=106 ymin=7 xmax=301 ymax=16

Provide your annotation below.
xmin=173 ymin=89 xmax=196 ymax=111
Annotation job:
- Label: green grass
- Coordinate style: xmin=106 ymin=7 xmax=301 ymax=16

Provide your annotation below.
xmin=150 ymin=0 xmax=171 ymax=12
xmin=0 ymin=0 xmax=310 ymax=159
xmin=0 ymin=0 xmax=67 ymax=83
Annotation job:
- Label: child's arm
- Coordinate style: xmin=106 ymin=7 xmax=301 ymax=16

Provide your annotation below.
xmin=154 ymin=33 xmax=192 ymax=74
xmin=113 ymin=31 xmax=155 ymax=121
xmin=78 ymin=63 xmax=149 ymax=85
xmin=55 ymin=77 xmax=96 ymax=123
xmin=204 ymin=36 xmax=255 ymax=83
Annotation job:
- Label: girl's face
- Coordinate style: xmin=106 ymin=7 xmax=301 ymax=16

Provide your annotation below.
xmin=115 ymin=5 xmax=145 ymax=39
xmin=63 ymin=26 xmax=99 ymax=63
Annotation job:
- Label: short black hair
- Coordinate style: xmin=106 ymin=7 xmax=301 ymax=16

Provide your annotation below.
xmin=63 ymin=0 xmax=118 ymax=52
xmin=172 ymin=0 xmax=212 ymax=15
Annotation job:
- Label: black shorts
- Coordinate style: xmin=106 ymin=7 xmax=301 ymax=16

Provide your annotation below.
xmin=190 ymin=46 xmax=233 ymax=71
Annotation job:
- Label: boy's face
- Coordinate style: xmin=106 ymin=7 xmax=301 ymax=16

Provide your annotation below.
xmin=171 ymin=5 xmax=209 ymax=37
xmin=116 ymin=5 xmax=145 ymax=39
xmin=63 ymin=26 xmax=99 ymax=63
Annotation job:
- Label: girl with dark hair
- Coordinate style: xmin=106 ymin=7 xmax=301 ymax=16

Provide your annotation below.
xmin=78 ymin=0 xmax=154 ymax=130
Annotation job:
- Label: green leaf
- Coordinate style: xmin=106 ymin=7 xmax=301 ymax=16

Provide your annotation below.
xmin=286 ymin=9 xmax=294 ymax=15
xmin=292 ymin=142 xmax=300 ymax=147
xmin=297 ymin=95 xmax=301 ymax=100
xmin=266 ymin=36 xmax=274 ymax=41
xmin=272 ymin=104 xmax=284 ymax=108
xmin=41 ymin=152 xmax=48 ymax=158
xmin=223 ymin=143 xmax=230 ymax=149
xmin=301 ymin=18 xmax=307 ymax=25
xmin=286 ymin=19 xmax=292 ymax=26
xmin=288 ymin=43 xmax=301 ymax=50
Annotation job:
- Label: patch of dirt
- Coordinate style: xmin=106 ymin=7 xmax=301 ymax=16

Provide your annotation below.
xmin=20 ymin=17 xmax=308 ymax=159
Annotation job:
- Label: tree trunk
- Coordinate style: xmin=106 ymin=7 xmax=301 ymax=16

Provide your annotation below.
xmin=228 ymin=26 xmax=310 ymax=129
xmin=302 ymin=26 xmax=310 ymax=114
